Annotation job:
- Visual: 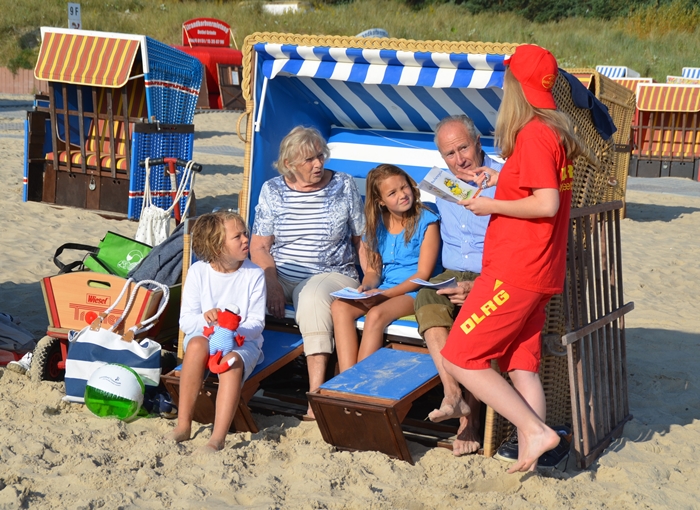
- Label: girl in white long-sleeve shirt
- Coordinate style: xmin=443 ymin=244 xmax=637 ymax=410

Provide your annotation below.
xmin=165 ymin=211 xmax=266 ymax=453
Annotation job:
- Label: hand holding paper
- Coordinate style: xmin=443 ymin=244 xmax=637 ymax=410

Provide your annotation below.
xmin=417 ymin=167 xmax=480 ymax=203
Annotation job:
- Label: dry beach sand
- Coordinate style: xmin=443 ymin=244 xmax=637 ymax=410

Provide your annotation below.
xmin=0 ymin=94 xmax=699 ymax=509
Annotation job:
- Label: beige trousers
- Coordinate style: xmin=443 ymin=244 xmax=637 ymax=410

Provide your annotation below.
xmin=279 ymin=272 xmax=360 ymax=355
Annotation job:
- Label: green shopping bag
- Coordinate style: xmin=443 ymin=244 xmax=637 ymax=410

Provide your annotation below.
xmin=54 ymin=232 xmax=152 ymax=278
xmin=83 ymin=232 xmax=152 ymax=278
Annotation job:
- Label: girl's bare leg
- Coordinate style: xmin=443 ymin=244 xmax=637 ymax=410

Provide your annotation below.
xmin=509 ymin=370 xmax=547 ymax=422
xmin=165 ymin=336 xmax=208 ymax=442
xmin=357 ymin=295 xmax=414 ymax=362
xmin=198 ymin=352 xmax=244 ymax=453
xmin=443 ymin=359 xmax=560 ymax=473
xmin=331 ymin=298 xmax=368 ymax=372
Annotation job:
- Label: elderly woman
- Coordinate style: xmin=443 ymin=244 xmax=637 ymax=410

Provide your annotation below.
xmin=250 ymin=126 xmax=365 ymax=419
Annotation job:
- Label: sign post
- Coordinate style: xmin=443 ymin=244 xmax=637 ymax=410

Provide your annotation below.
xmin=68 ymin=3 xmax=82 ymax=30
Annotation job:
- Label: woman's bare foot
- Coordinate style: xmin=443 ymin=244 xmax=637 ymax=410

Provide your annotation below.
xmin=507 ymin=426 xmax=560 ymax=473
xmin=164 ymin=425 xmax=191 ymax=443
xmin=452 ymin=416 xmax=481 ymax=456
xmin=428 ymin=395 xmax=471 ymax=423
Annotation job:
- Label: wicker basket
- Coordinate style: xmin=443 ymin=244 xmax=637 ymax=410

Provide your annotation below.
xmin=566 ymin=68 xmax=636 ymax=209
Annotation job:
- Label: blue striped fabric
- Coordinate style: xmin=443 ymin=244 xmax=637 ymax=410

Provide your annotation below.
xmin=64 ymin=335 xmax=161 ymax=403
xmin=127 ymin=130 xmax=195 ymax=220
xmin=255 ymin=44 xmax=506 ymax=85
xmin=595 ymin=65 xmax=640 ymax=78
xmin=143 ymin=37 xmax=202 ymax=124
xmin=682 ymin=67 xmax=700 ymax=79
xmin=254 ymin=43 xmax=505 ymax=133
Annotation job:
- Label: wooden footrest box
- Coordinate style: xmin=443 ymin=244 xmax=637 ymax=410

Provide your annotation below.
xmin=308 ymin=347 xmax=440 ymax=464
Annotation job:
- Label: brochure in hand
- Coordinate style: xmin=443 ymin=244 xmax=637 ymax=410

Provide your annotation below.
xmin=410 ymin=277 xmax=458 ymax=289
xmin=417 ymin=167 xmax=480 ymax=203
xmin=330 ymin=287 xmax=383 ymax=300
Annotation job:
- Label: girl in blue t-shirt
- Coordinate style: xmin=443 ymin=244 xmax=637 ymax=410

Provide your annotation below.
xmin=332 ymin=164 xmax=441 ymax=372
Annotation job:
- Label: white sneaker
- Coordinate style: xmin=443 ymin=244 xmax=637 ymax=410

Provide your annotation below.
xmin=7 ymin=352 xmax=32 ymax=375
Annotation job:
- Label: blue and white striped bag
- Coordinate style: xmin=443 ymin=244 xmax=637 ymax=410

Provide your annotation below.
xmin=63 ymin=279 xmax=169 ymax=403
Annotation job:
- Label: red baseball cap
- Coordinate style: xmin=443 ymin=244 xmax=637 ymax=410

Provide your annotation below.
xmin=503 ymin=44 xmax=558 ymax=109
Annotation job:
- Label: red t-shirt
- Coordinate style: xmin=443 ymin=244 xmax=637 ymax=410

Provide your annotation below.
xmin=481 ymin=118 xmax=573 ymax=294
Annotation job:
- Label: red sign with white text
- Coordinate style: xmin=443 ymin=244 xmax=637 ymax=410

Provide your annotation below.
xmin=182 ymin=18 xmax=231 ymax=47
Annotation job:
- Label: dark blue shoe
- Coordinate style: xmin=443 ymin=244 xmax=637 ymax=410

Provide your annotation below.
xmin=494 ymin=427 xmax=519 ymax=463
xmin=155 ymin=392 xmax=178 ymax=419
xmin=538 ymin=426 xmax=572 ymax=469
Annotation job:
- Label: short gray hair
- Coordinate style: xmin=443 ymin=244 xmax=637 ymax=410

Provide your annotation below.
xmin=274 ymin=126 xmax=330 ymax=176
xmin=434 ymin=115 xmax=480 ymax=148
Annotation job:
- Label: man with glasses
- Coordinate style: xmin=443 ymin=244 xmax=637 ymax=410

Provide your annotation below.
xmin=415 ymin=115 xmax=503 ymax=456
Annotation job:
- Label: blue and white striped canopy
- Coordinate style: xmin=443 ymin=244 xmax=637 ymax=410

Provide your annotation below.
xmin=682 ymin=67 xmax=700 ymax=79
xmin=255 ymin=44 xmax=505 ymax=87
xmin=254 ymin=43 xmax=505 ymax=134
xmin=595 ymin=65 xmax=640 ymax=79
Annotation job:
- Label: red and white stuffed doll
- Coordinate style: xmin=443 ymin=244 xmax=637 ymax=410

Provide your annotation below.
xmin=203 ymin=305 xmax=245 ymax=374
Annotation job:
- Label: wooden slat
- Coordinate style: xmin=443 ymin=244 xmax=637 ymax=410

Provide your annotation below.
xmin=92 ymin=88 xmax=101 ymax=172
xmin=570 ymin=201 xmax=623 ymax=219
xmin=121 ymin=85 xmax=131 ymax=176
xmin=48 ymin=84 xmax=59 ymax=187
xmin=76 ymin=85 xmax=86 ymax=174
xmin=562 ymin=303 xmax=634 ymax=345
xmin=61 ymin=83 xmax=71 ymax=172
xmin=106 ymin=89 xmax=116 ymax=178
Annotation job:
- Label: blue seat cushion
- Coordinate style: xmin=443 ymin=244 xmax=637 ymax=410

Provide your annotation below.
xmin=174 ymin=329 xmax=303 ymax=379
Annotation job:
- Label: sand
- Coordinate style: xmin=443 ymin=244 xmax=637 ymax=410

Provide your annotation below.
xmin=1 ymin=96 xmax=699 ymax=509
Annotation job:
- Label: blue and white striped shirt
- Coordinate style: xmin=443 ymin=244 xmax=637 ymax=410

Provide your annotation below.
xmin=252 ymin=172 xmax=365 ymax=283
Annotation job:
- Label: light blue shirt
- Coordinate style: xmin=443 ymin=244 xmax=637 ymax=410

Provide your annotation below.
xmin=436 ymin=154 xmax=503 ymax=273
xmin=375 ymin=208 xmax=441 ymax=298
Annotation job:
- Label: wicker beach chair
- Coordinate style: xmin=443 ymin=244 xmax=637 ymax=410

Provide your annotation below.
xmin=237 ymin=33 xmax=634 ymax=467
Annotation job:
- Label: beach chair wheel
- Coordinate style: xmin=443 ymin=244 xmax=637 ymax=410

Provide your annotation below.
xmin=30 ymin=335 xmax=64 ymax=382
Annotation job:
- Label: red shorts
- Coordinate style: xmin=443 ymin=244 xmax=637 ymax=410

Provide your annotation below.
xmin=442 ymin=274 xmax=552 ymax=373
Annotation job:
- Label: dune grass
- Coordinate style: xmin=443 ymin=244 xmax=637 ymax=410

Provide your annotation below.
xmin=1 ymin=0 xmax=698 ymax=81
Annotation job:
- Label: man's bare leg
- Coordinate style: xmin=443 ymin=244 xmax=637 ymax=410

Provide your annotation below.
xmin=424 ymin=327 xmax=481 ymax=454
xmin=424 ymin=327 xmax=471 ymax=421
xmin=305 ymin=352 xmax=330 ymax=419
xmin=453 ymin=390 xmax=481 ymax=456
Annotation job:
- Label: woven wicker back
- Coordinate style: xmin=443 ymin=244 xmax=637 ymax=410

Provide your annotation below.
xmin=566 ymin=68 xmax=636 ymax=207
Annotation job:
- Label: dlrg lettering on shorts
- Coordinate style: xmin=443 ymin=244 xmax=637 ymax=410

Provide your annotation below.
xmin=459 ymin=284 xmax=510 ymax=334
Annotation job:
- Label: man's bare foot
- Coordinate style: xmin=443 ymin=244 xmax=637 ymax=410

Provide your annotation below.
xmin=303 ymin=405 xmax=316 ymax=421
xmin=452 ymin=416 xmax=480 ymax=456
xmin=507 ymin=426 xmax=560 ymax=474
xmin=428 ymin=395 xmax=471 ymax=423
xmin=164 ymin=426 xmax=191 ymax=443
